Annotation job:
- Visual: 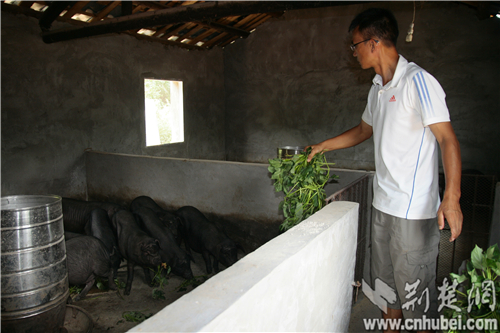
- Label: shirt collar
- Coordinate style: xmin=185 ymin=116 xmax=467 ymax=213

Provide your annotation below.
xmin=372 ymin=55 xmax=408 ymax=88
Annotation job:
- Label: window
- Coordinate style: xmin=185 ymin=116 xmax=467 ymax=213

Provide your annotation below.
xmin=144 ymin=79 xmax=184 ymax=146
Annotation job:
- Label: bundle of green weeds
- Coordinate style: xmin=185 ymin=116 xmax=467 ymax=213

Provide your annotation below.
xmin=268 ymin=147 xmax=337 ymax=231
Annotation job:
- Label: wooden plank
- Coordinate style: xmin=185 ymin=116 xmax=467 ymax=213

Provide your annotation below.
xmin=235 ymin=13 xmax=268 ymax=29
xmin=201 ymin=31 xmax=229 ymax=49
xmin=212 ymin=13 xmax=272 ymax=48
xmin=62 ymin=1 xmax=90 ymax=19
xmin=161 ymin=22 xmax=196 ymax=41
xmin=187 ymin=15 xmax=246 ymax=46
xmin=191 ymin=20 xmax=250 ymax=38
xmin=219 ymin=14 xmax=274 ymax=47
xmin=125 ymin=30 xmax=204 ymax=50
xmin=1 ymin=2 xmax=43 ymax=19
xmin=187 ymin=27 xmax=217 ymax=45
xmin=203 ymin=13 xmax=268 ymax=48
xmin=89 ymin=1 xmax=120 ymax=22
xmin=182 ymin=25 xmax=206 ymax=39
xmin=152 ymin=24 xmax=175 ymax=37
xmin=132 ymin=4 xmax=147 ymax=14
xmin=42 ymin=1 xmax=359 ymax=44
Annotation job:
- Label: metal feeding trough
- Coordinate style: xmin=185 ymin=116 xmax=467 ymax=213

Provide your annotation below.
xmin=63 ymin=305 xmax=94 ymax=333
xmin=277 ymin=146 xmax=306 ymax=159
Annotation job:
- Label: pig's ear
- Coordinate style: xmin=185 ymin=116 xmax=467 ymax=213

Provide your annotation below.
xmin=175 ymin=216 xmax=184 ymax=227
xmin=155 ymin=239 xmax=161 ymax=250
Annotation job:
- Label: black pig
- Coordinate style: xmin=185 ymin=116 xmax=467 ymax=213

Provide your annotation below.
xmin=64 ymin=231 xmax=84 ymax=241
xmin=84 ymin=208 xmax=122 ymax=279
xmin=66 ymin=236 xmax=116 ymax=301
xmin=62 ymin=197 xmax=123 ymax=233
xmin=112 ymin=209 xmax=162 ymax=295
xmin=130 ymin=196 xmax=182 ymax=244
xmin=134 ymin=205 xmax=194 ymax=280
xmin=175 ymin=206 xmax=240 ymax=274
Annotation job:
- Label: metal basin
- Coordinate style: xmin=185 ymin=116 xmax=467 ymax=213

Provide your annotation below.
xmin=63 ymin=305 xmax=94 ymax=333
xmin=277 ymin=146 xmax=306 ymax=159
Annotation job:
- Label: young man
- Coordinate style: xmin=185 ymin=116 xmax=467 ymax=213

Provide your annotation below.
xmin=306 ymin=8 xmax=463 ymax=333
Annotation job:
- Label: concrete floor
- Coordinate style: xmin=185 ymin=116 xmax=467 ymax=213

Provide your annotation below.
xmin=348 ymin=293 xmax=383 ymax=333
xmin=67 ymin=252 xmax=398 ymax=333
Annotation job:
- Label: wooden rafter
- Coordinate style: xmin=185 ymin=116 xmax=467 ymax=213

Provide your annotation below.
xmin=41 ymin=1 xmax=361 ymax=44
xmin=88 ymin=2 xmax=120 ymax=23
xmin=2 ymin=0 xmax=378 ymax=50
xmin=61 ymin=1 xmax=90 ymax=19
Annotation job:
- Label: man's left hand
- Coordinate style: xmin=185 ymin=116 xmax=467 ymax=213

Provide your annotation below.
xmin=437 ymin=197 xmax=463 ymax=242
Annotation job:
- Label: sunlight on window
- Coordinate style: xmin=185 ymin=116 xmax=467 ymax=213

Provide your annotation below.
xmin=144 ymin=79 xmax=184 ymax=146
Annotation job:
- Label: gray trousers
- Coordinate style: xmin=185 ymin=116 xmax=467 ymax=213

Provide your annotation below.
xmin=365 ymin=207 xmax=440 ymax=319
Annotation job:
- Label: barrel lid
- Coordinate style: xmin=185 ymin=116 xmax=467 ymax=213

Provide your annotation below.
xmin=1 ymin=195 xmax=62 ymax=211
xmin=1 ymin=195 xmax=62 ymax=229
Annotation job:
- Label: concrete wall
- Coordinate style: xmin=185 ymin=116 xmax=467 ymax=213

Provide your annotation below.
xmin=2 ymin=1 xmax=499 ymax=200
xmin=85 ymin=150 xmax=370 ymax=251
xmin=224 ymin=2 xmax=500 ymax=176
xmin=129 ymin=201 xmax=359 ymax=333
xmin=1 ymin=11 xmax=225 ymax=198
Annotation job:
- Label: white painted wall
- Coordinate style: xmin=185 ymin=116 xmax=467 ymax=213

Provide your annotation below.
xmin=129 ymin=201 xmax=359 ymax=332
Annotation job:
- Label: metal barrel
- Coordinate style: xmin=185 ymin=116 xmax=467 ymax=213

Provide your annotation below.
xmin=1 ymin=195 xmax=69 ymax=333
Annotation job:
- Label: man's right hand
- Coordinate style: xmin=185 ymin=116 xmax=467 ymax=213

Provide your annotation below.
xmin=305 ymin=144 xmax=327 ymax=162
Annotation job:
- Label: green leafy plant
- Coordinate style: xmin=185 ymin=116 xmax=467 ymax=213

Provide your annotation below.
xmin=268 ymin=147 xmax=338 ymax=231
xmin=150 ymin=263 xmax=171 ymax=300
xmin=95 ymin=278 xmax=106 ymax=291
xmin=114 ymin=278 xmax=126 ymax=290
xmin=443 ymin=244 xmax=500 ymax=333
xmin=122 ymin=310 xmax=153 ymax=323
xmin=69 ymin=285 xmax=82 ymax=297
xmin=175 ymin=275 xmax=209 ymax=292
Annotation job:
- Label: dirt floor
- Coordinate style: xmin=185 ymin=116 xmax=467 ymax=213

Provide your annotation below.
xmin=66 ymin=251 xmax=230 ymax=333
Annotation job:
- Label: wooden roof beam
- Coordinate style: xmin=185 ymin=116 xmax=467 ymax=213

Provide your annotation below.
xmin=192 ymin=20 xmax=250 ymax=38
xmin=88 ymin=1 xmax=121 ymax=23
xmin=61 ymin=1 xmax=90 ymax=20
xmin=41 ymin=1 xmax=365 ymax=44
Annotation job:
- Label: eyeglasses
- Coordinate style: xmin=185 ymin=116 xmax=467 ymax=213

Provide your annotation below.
xmin=350 ymin=38 xmax=378 ymax=51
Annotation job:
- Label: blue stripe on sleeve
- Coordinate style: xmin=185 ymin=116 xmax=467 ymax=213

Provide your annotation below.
xmin=413 ymin=75 xmax=425 ymax=112
xmin=420 ymin=72 xmax=435 ymax=116
xmin=414 ymin=72 xmax=435 ymax=118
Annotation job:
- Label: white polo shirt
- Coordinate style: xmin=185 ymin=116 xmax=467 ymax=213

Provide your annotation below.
xmin=362 ymin=55 xmax=450 ymax=219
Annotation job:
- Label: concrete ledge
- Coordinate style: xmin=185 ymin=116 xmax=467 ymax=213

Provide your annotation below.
xmin=85 ymin=150 xmax=370 ymax=221
xmin=129 ymin=201 xmax=359 ymax=332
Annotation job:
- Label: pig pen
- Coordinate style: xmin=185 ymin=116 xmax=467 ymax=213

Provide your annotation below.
xmin=67 ymin=150 xmax=371 ymax=332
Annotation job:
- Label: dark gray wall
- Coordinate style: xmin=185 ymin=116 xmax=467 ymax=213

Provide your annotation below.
xmin=2 ymin=1 xmax=500 ymax=199
xmin=224 ymin=2 xmax=500 ymax=176
xmin=84 ymin=150 xmax=371 ymax=251
xmin=1 ymin=12 xmax=225 ymax=197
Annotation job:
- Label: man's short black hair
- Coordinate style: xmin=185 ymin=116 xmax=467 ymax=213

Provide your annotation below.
xmin=348 ymin=8 xmax=399 ymax=47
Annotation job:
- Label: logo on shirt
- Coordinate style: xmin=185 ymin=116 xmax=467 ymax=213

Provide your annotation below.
xmin=389 ymin=95 xmax=396 ymax=102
